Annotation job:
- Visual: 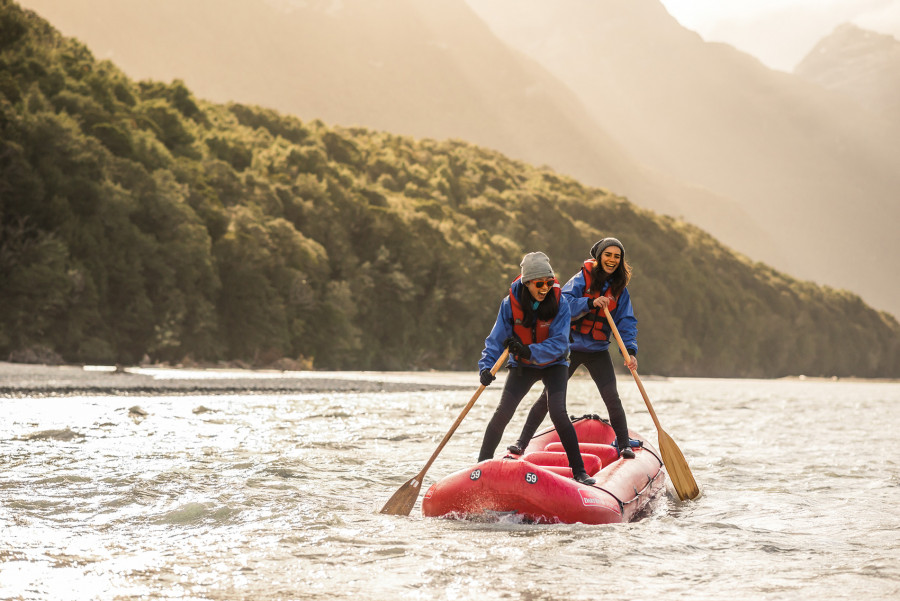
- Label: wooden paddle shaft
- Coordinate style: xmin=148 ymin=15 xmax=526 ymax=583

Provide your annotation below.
xmin=413 ymin=348 xmax=510 ymax=482
xmin=602 ymin=307 xmax=663 ymax=432
xmin=603 ymin=307 xmax=700 ymax=501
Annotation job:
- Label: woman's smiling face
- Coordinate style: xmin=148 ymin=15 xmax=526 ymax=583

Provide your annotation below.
xmin=599 ymin=247 xmax=621 ymax=275
xmin=525 ymin=278 xmax=554 ymax=301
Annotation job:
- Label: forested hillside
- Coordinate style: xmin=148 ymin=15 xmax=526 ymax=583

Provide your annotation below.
xmin=2 ymin=1 xmax=898 ymax=377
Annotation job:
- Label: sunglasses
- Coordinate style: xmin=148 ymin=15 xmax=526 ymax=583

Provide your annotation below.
xmin=530 ymin=279 xmax=555 ymax=289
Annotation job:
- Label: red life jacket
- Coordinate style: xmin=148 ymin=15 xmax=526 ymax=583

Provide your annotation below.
xmin=571 ymin=259 xmax=617 ymax=341
xmin=509 ymin=276 xmax=561 ymax=365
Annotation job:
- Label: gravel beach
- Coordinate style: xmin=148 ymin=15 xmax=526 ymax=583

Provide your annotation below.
xmin=0 ymin=362 xmax=472 ymax=397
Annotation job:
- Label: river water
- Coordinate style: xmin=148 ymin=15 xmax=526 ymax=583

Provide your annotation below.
xmin=1 ymin=369 xmax=899 ymax=600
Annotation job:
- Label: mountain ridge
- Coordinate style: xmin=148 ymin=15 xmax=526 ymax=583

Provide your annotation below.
xmin=2 ymin=0 xmax=899 ymax=376
xmin=466 ymin=0 xmax=900 ymax=319
xmin=795 ymin=23 xmax=900 ymax=123
xmin=15 ymin=0 xmax=783 ymax=284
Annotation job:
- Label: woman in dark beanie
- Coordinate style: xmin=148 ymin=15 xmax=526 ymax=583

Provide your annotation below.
xmin=509 ymin=238 xmax=639 ymax=459
xmin=477 ymin=251 xmax=595 ymax=485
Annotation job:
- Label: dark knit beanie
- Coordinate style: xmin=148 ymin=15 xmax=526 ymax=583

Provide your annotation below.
xmin=590 ymin=237 xmax=625 ymax=260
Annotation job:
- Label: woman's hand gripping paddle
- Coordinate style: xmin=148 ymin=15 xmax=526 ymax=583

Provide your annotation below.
xmin=379 ymin=348 xmax=510 ymax=516
xmin=604 ymin=308 xmax=700 ymax=501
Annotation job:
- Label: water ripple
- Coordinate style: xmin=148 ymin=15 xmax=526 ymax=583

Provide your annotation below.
xmin=1 ymin=378 xmax=899 ymax=600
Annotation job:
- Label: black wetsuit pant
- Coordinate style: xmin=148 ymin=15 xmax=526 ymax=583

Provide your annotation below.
xmin=477 ymin=363 xmax=586 ymax=475
xmin=514 ymin=349 xmax=630 ymax=450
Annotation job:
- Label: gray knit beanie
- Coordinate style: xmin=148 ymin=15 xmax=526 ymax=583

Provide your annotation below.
xmin=520 ymin=252 xmax=555 ymax=282
xmin=590 ymin=237 xmax=625 ymax=260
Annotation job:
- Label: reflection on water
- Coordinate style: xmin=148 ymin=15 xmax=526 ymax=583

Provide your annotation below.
xmin=2 ymin=374 xmax=899 ymax=600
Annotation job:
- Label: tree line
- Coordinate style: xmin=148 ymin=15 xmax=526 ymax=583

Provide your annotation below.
xmin=2 ymin=0 xmax=899 ymax=377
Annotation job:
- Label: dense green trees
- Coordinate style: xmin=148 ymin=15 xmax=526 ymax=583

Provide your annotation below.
xmin=2 ymin=0 xmax=899 ymax=377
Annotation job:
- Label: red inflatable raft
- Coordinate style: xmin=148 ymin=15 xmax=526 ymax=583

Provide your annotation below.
xmin=422 ymin=415 xmax=666 ymax=524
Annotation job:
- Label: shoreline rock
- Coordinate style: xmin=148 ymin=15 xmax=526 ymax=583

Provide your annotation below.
xmin=0 ymin=362 xmax=469 ymax=397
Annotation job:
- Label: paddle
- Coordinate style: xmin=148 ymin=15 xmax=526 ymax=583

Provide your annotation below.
xmin=379 ymin=348 xmax=511 ymax=516
xmin=603 ymin=307 xmax=700 ymax=501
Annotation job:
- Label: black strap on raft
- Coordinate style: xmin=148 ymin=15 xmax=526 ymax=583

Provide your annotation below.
xmin=530 ymin=413 xmax=596 ymax=441
xmin=640 ymin=445 xmax=663 ymax=468
xmin=590 ymin=485 xmax=625 ymax=515
xmin=597 ymin=472 xmax=661 ymax=514
xmin=630 ymin=473 xmax=660 ymax=506
xmin=569 ymin=413 xmax=609 ymax=424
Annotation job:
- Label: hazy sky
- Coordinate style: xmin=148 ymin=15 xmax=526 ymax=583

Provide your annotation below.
xmin=658 ymin=0 xmax=900 ymax=71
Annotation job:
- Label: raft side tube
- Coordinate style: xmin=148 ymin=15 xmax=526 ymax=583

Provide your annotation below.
xmin=422 ymin=413 xmax=666 ymax=524
xmin=422 ymin=458 xmax=625 ymax=524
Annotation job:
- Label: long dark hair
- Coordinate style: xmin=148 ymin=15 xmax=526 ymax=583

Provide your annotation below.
xmin=518 ymin=280 xmax=559 ymax=327
xmin=589 ymin=259 xmax=632 ymax=299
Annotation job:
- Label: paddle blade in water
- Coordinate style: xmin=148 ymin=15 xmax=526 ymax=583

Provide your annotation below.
xmin=602 ymin=306 xmax=700 ymax=501
xmin=379 ymin=476 xmax=423 ymax=516
xmin=380 ymin=349 xmax=508 ymax=517
xmin=658 ymin=430 xmax=700 ymax=501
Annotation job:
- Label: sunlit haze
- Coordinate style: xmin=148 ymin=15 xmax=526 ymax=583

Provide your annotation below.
xmin=10 ymin=0 xmax=900 ymax=318
xmin=659 ymin=0 xmax=900 ymax=71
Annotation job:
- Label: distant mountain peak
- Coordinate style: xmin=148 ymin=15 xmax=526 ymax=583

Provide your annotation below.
xmin=795 ymin=22 xmax=900 ymax=120
xmin=806 ymin=22 xmax=899 ymax=58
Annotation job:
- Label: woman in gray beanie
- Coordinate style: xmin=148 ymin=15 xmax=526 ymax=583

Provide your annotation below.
xmin=476 ymin=252 xmax=595 ymax=485
xmin=509 ymin=237 xmax=639 ymax=459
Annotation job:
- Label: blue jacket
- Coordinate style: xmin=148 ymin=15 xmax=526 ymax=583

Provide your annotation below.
xmin=563 ymin=269 xmax=638 ymax=356
xmin=479 ymin=278 xmax=571 ymax=371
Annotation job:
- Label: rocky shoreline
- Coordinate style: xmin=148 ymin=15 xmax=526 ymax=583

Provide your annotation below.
xmin=0 ymin=362 xmax=470 ymax=397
